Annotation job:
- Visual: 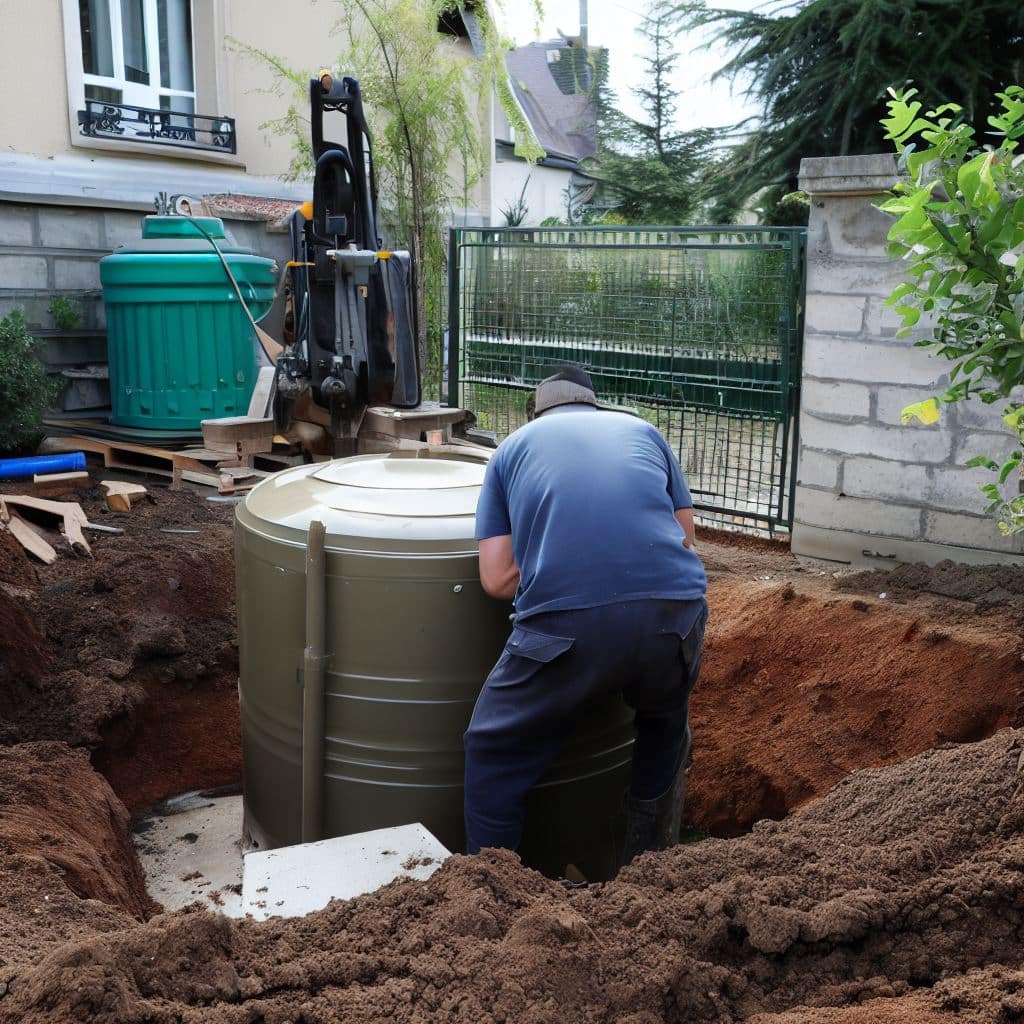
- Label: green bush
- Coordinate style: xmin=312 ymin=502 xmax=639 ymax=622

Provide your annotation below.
xmin=0 ymin=310 xmax=61 ymax=456
xmin=48 ymin=296 xmax=82 ymax=331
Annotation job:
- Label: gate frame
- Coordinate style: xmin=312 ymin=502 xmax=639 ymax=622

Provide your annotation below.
xmin=447 ymin=225 xmax=807 ymax=532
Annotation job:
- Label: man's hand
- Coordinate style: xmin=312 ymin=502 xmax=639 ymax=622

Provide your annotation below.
xmin=478 ymin=535 xmax=520 ymax=600
xmin=674 ymin=507 xmax=696 ymax=550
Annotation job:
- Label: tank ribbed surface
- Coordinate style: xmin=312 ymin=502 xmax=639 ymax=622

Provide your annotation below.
xmin=100 ymin=216 xmax=277 ymax=429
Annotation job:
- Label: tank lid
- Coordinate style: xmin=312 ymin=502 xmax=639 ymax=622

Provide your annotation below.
xmin=141 ymin=215 xmax=227 ymax=240
xmin=239 ymin=450 xmax=492 ymax=550
xmin=312 ymin=454 xmax=485 ymax=517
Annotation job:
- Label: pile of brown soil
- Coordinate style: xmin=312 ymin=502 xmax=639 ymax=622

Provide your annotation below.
xmin=0 ymin=743 xmax=152 ymax=997
xmin=5 ymin=729 xmax=1024 ymax=1023
xmin=0 ymin=479 xmax=242 ymax=803
xmin=0 ymin=529 xmax=37 ymax=589
xmin=690 ymin=577 xmax=1024 ymax=835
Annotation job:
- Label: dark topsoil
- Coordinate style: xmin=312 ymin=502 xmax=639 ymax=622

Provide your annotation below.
xmin=837 ymin=558 xmax=1024 ymax=625
xmin=3 ymin=482 xmax=1024 ymax=1021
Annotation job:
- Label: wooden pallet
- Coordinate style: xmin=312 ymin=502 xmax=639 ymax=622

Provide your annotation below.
xmin=41 ymin=434 xmax=269 ymax=492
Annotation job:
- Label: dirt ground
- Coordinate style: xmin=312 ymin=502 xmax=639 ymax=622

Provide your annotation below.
xmin=0 ymin=477 xmax=241 ymax=795
xmin=5 ymin=730 xmax=1024 ymax=1023
xmin=2 ymin=473 xmax=1024 ymax=1021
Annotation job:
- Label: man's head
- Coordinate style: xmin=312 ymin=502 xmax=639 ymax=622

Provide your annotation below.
xmin=533 ymin=365 xmax=597 ymax=417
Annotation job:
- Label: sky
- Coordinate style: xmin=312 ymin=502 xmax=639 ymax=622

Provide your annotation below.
xmin=499 ymin=0 xmax=764 ymax=133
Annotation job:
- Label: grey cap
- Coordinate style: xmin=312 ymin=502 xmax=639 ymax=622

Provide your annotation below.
xmin=534 ymin=366 xmax=598 ymax=415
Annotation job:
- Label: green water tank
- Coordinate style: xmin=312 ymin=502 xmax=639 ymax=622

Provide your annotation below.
xmin=100 ymin=215 xmax=278 ymax=430
xmin=235 ymin=449 xmax=634 ymax=880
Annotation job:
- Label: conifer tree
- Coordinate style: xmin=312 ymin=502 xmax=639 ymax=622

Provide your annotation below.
xmin=678 ymin=0 xmax=1024 ymax=218
xmin=592 ymin=0 xmax=713 ymax=224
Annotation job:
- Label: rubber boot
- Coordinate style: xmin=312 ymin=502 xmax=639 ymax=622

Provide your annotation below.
xmin=621 ymin=764 xmax=689 ymax=866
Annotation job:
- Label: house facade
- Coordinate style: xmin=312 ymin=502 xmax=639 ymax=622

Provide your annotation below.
xmin=0 ymin=0 xmax=506 ymax=411
xmin=0 ymin=2 xmax=605 ymax=415
xmin=489 ymin=37 xmax=601 ymax=226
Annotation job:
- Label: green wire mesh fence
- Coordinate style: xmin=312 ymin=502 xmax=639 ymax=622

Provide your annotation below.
xmin=446 ymin=226 xmax=806 ymax=533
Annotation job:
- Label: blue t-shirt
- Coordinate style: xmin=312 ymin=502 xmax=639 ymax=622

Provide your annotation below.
xmin=475 ymin=405 xmax=707 ymax=619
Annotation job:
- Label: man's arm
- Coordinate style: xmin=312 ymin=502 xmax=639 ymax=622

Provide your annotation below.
xmin=478 ymin=535 xmax=520 ymax=600
xmin=674 ymin=507 xmax=696 ymax=549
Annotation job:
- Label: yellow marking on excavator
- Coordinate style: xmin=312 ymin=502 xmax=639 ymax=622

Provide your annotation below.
xmin=286 ymin=261 xmax=315 ymax=268
xmin=376 ymin=251 xmax=392 ymax=259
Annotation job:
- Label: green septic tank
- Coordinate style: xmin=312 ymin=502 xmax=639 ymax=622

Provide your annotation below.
xmin=100 ymin=215 xmax=277 ymax=430
xmin=235 ymin=449 xmax=634 ymax=880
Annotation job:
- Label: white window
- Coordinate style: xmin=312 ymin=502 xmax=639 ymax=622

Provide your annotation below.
xmin=79 ymin=0 xmax=196 ymax=119
xmin=66 ymin=0 xmax=234 ymax=154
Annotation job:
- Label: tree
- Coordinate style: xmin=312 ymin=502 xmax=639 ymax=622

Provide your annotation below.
xmin=235 ymin=0 xmax=542 ymax=392
xmin=677 ymin=0 xmax=1024 ymax=220
xmin=589 ymin=1 xmax=715 ymax=224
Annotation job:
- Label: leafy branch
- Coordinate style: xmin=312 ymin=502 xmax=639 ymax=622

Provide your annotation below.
xmin=879 ymin=84 xmax=1024 ymax=534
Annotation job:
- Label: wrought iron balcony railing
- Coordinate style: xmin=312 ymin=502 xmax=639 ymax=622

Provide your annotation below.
xmin=77 ymin=100 xmax=236 ymax=154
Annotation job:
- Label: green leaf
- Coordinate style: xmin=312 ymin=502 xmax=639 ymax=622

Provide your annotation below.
xmin=999 ymin=453 xmax=1023 ymax=484
xmin=901 ymin=397 xmax=941 ymax=425
xmin=1005 ymin=407 xmax=1024 ymax=430
xmin=966 ymin=455 xmax=1000 ymax=470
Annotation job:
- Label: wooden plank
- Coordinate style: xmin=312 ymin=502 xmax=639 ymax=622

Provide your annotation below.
xmin=179 ymin=469 xmax=235 ymax=488
xmin=0 ymin=495 xmax=92 ymax=557
xmin=61 ymin=514 xmax=91 ymax=556
xmin=247 ymin=365 xmax=276 ymax=417
xmin=33 ymin=471 xmax=90 ymax=497
xmin=100 ymin=480 xmax=148 ymax=512
xmin=1 ymin=505 xmax=57 ymax=564
xmin=33 ymin=471 xmax=89 ymax=486
xmin=201 ymin=416 xmax=274 ymax=453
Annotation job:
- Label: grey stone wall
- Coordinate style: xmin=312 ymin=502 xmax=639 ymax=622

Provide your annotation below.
xmin=793 ymin=154 xmax=1024 ymax=566
xmin=0 ymin=200 xmax=289 ymax=411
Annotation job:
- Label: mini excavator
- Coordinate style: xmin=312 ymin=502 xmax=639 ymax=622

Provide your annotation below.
xmin=272 ymin=72 xmax=486 ymax=456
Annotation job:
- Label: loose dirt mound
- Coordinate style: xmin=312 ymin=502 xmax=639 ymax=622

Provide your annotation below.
xmin=690 ymin=576 xmax=1024 ymax=835
xmin=0 ymin=743 xmax=151 ymax=996
xmin=5 ymin=729 xmax=1024 ymax=1023
xmin=0 ymin=481 xmax=241 ymax=801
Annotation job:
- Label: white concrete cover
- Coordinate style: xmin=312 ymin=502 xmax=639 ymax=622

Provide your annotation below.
xmin=134 ymin=792 xmax=245 ymax=918
xmin=241 ymin=823 xmax=451 ymax=921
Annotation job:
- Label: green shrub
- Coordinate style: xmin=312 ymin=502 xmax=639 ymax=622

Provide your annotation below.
xmin=48 ymin=296 xmax=82 ymax=331
xmin=0 ymin=310 xmax=61 ymax=456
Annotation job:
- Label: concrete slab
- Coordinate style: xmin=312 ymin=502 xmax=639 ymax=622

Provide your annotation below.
xmin=133 ymin=790 xmax=245 ymax=918
xmin=242 ymin=823 xmax=450 ymax=921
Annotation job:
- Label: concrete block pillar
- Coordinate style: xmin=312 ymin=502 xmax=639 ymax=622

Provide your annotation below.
xmin=793 ymin=154 xmax=1024 ymax=566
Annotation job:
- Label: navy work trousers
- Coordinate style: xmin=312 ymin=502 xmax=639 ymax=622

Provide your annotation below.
xmin=463 ymin=597 xmax=707 ymax=854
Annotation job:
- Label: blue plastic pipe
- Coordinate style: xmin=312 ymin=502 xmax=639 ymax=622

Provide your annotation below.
xmin=0 ymin=451 xmax=87 ymax=480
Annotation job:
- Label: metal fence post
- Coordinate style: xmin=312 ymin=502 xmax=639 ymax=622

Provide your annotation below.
xmin=446 ymin=227 xmax=461 ymax=410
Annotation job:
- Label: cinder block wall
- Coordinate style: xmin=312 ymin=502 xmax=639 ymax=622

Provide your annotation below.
xmin=793 ymin=154 xmax=1024 ymax=566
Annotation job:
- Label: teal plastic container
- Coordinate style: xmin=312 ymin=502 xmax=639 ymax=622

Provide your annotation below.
xmin=100 ymin=216 xmax=278 ymax=429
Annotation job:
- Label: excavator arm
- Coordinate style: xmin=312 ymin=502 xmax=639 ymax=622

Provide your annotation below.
xmin=274 ymin=72 xmax=420 ymax=453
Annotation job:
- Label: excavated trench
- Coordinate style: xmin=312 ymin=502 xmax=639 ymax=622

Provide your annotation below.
xmin=2 ymin=479 xmax=1024 ymax=1021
